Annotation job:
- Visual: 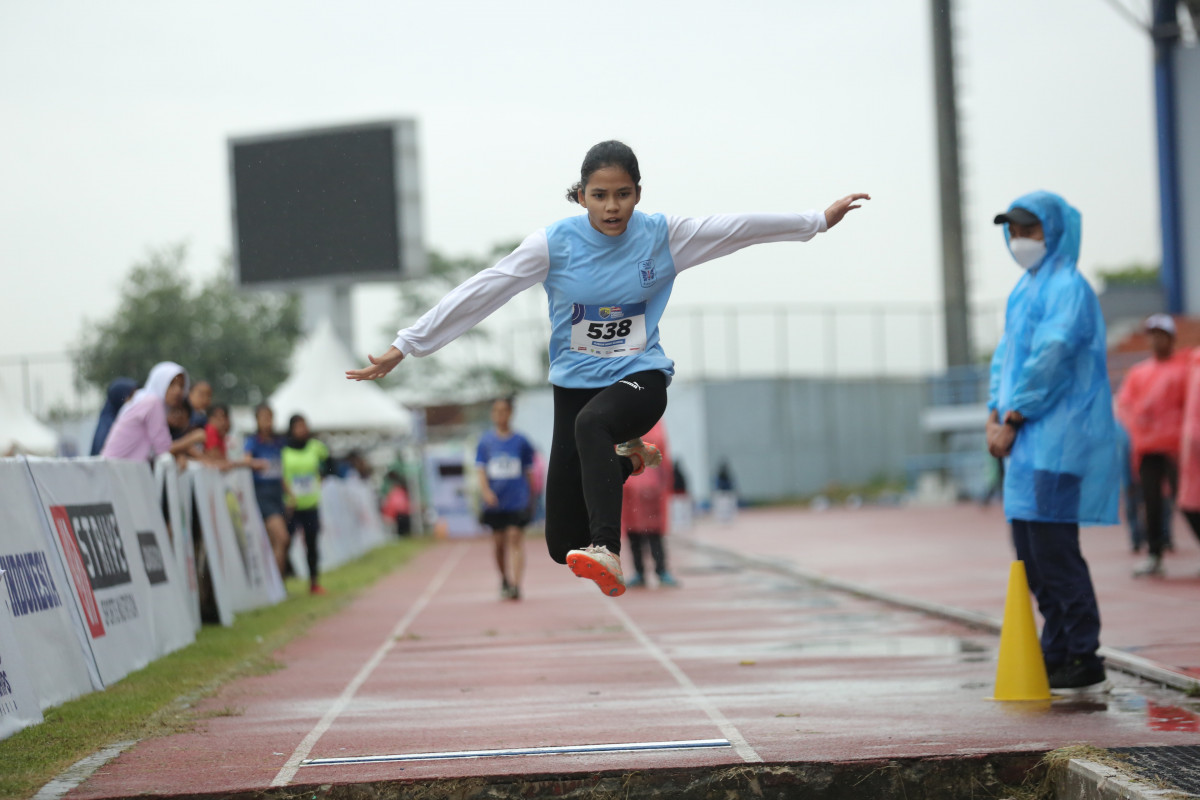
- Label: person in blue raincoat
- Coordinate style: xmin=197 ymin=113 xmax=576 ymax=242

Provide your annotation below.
xmin=986 ymin=191 xmax=1119 ymax=693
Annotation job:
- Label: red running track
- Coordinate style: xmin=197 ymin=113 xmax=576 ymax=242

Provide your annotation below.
xmin=65 ymin=506 xmax=1200 ymax=798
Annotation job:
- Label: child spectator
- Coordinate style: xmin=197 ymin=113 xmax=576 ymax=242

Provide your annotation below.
xmin=622 ymin=418 xmax=677 ymax=587
xmin=205 ymin=404 xmax=231 ymax=459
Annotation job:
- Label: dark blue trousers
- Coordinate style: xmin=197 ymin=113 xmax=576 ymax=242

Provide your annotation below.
xmin=1010 ymin=519 xmax=1102 ymax=668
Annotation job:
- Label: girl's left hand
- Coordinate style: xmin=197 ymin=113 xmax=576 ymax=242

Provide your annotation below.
xmin=825 ymin=193 xmax=871 ymax=228
xmin=346 ymin=346 xmax=404 ymax=381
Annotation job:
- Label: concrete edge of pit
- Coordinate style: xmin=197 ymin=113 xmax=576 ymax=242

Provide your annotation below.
xmin=1059 ymin=758 xmax=1196 ymax=800
xmin=677 ymin=536 xmax=1200 ymax=693
xmin=95 ymin=752 xmax=1049 ymax=800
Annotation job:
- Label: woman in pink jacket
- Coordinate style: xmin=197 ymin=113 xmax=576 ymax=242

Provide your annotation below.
xmin=1174 ymin=348 xmax=1200 ymax=557
xmin=621 ymin=418 xmax=676 ymax=588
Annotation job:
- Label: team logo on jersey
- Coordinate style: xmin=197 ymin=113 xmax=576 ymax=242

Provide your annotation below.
xmin=598 ymin=306 xmax=624 ymax=320
xmin=638 ymin=259 xmax=656 ymax=288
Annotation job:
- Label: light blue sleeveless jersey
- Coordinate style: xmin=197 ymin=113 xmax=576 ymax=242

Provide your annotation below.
xmin=543 ymin=211 xmax=677 ymax=389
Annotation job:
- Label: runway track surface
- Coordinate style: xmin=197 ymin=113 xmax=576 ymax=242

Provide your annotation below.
xmin=62 ymin=505 xmax=1200 ymax=798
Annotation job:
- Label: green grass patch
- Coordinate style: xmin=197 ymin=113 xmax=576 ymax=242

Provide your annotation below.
xmin=0 ymin=537 xmax=429 ymax=800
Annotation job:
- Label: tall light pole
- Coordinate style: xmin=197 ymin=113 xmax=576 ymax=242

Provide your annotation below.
xmin=931 ymin=0 xmax=973 ymax=369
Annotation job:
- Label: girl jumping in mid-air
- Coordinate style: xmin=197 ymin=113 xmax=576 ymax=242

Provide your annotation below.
xmin=347 ymin=140 xmax=868 ymax=597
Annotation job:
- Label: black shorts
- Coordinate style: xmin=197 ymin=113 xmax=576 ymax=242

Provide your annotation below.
xmin=481 ymin=509 xmax=529 ymax=531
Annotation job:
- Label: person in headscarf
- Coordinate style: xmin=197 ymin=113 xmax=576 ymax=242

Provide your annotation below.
xmin=89 ymin=377 xmax=137 ymax=456
xmin=100 ymin=362 xmax=204 ymax=462
xmin=986 ymin=191 xmax=1119 ymax=693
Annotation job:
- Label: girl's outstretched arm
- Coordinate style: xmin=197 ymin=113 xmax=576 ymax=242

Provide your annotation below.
xmin=346 ymin=231 xmax=550 ymax=382
xmin=668 ymin=192 xmax=870 ymax=274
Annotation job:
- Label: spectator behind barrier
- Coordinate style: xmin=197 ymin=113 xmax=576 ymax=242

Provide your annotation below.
xmin=101 ymin=362 xmax=205 ymax=464
xmin=90 ymin=377 xmax=137 ymax=456
xmin=189 ymin=380 xmax=212 ymax=429
xmin=204 ymin=404 xmax=231 ymax=459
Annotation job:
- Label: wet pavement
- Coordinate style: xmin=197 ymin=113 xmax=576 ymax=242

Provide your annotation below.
xmin=686 ymin=504 xmax=1200 ymax=681
xmin=59 ymin=506 xmax=1200 ymax=798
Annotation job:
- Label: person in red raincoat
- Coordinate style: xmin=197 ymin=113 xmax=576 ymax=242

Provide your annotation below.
xmin=1174 ymin=347 xmax=1200 ymax=551
xmin=621 ymin=418 xmax=677 ymax=588
xmin=1116 ymin=314 xmax=1189 ymax=576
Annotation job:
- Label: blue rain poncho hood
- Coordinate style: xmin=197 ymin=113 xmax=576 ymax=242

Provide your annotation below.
xmin=988 ymin=191 xmax=1119 ymax=525
xmin=89 ymin=377 xmax=137 ymax=456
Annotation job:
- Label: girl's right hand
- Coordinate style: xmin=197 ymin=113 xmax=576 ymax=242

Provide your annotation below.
xmin=824 ymin=193 xmax=871 ymax=228
xmin=346 ymin=346 xmax=404 ymax=381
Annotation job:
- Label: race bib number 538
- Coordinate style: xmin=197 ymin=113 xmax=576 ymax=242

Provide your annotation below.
xmin=570 ymin=303 xmax=647 ymax=358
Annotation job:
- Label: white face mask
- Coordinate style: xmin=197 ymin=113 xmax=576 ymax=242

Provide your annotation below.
xmin=1008 ymin=237 xmax=1046 ymax=270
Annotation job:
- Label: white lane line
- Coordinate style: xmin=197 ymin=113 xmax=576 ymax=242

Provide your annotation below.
xmin=606 ymin=601 xmax=762 ymax=763
xmin=270 ymin=543 xmax=467 ymax=787
xmin=301 ymin=738 xmax=731 ymax=766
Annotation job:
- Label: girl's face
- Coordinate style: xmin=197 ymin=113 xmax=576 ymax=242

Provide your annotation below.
xmin=577 ymin=166 xmax=640 ymax=237
xmin=164 ymin=374 xmax=186 ymax=408
xmin=256 ymin=407 xmax=274 ymax=433
xmin=291 ymin=419 xmax=310 ymax=440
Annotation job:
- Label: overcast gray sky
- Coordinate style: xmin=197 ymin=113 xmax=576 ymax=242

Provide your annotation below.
xmin=0 ymin=0 xmax=1161 ymax=399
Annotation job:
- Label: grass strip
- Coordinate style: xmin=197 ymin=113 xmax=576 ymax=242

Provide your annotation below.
xmin=0 ymin=536 xmax=429 ymax=800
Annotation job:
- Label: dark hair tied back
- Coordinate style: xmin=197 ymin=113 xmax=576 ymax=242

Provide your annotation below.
xmin=565 ymin=140 xmax=641 ymax=204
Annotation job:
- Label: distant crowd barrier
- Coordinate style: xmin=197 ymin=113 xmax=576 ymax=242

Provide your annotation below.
xmin=0 ymin=456 xmax=389 ymax=741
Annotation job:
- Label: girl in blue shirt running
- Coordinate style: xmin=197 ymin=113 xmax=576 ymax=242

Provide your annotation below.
xmin=348 ymin=140 xmax=868 ymax=597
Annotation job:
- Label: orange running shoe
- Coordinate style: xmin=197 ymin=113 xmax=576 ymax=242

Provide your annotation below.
xmin=566 ymin=545 xmax=626 ymax=597
xmin=616 ymin=439 xmax=662 ymax=476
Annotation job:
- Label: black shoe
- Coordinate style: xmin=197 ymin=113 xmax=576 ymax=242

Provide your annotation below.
xmin=500 ymin=579 xmax=512 ymax=599
xmin=1049 ymin=659 xmax=1108 ymax=692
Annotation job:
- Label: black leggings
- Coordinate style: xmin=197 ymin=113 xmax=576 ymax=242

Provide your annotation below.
xmin=545 ymin=370 xmax=668 ymax=562
xmin=1139 ymin=453 xmax=1178 ymax=558
xmin=290 ymin=507 xmax=321 ymax=583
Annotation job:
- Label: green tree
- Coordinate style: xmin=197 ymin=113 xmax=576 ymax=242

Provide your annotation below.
xmin=1096 ymin=261 xmax=1160 ymax=287
xmin=75 ymin=243 xmax=302 ymax=405
xmin=385 ymin=241 xmax=529 ymax=400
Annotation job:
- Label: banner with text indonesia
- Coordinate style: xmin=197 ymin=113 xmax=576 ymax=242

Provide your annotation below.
xmin=0 ymin=459 xmax=100 ymax=709
xmin=0 ymin=570 xmax=43 ymax=741
xmin=25 ymin=458 xmax=160 ymax=687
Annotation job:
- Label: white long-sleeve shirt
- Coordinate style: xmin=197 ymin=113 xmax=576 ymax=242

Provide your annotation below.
xmin=393 ymin=209 xmax=826 ymax=387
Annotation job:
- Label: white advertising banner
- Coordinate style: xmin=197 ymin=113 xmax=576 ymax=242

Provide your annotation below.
xmin=0 ymin=570 xmax=44 ymax=740
xmin=24 ymin=458 xmax=160 ymax=688
xmin=107 ymin=459 xmax=195 ymax=658
xmin=0 ymin=459 xmax=101 ymax=708
xmin=223 ymin=469 xmax=285 ymax=605
xmin=154 ymin=455 xmax=201 ymax=632
xmin=190 ymin=466 xmax=281 ymax=617
xmin=185 ymin=466 xmax=234 ymax=626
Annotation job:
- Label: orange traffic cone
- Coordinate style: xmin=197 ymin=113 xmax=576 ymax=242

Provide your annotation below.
xmin=992 ymin=560 xmax=1051 ymax=701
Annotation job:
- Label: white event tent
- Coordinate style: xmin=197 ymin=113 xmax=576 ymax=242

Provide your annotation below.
xmin=268 ymin=319 xmax=412 ymax=436
xmin=0 ymin=378 xmax=58 ymax=455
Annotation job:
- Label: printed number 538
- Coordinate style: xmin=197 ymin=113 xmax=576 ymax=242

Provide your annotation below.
xmin=587 ymin=320 xmax=633 ymax=340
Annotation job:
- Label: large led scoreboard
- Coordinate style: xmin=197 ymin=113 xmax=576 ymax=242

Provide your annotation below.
xmin=228 ymin=119 xmax=425 ymax=288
